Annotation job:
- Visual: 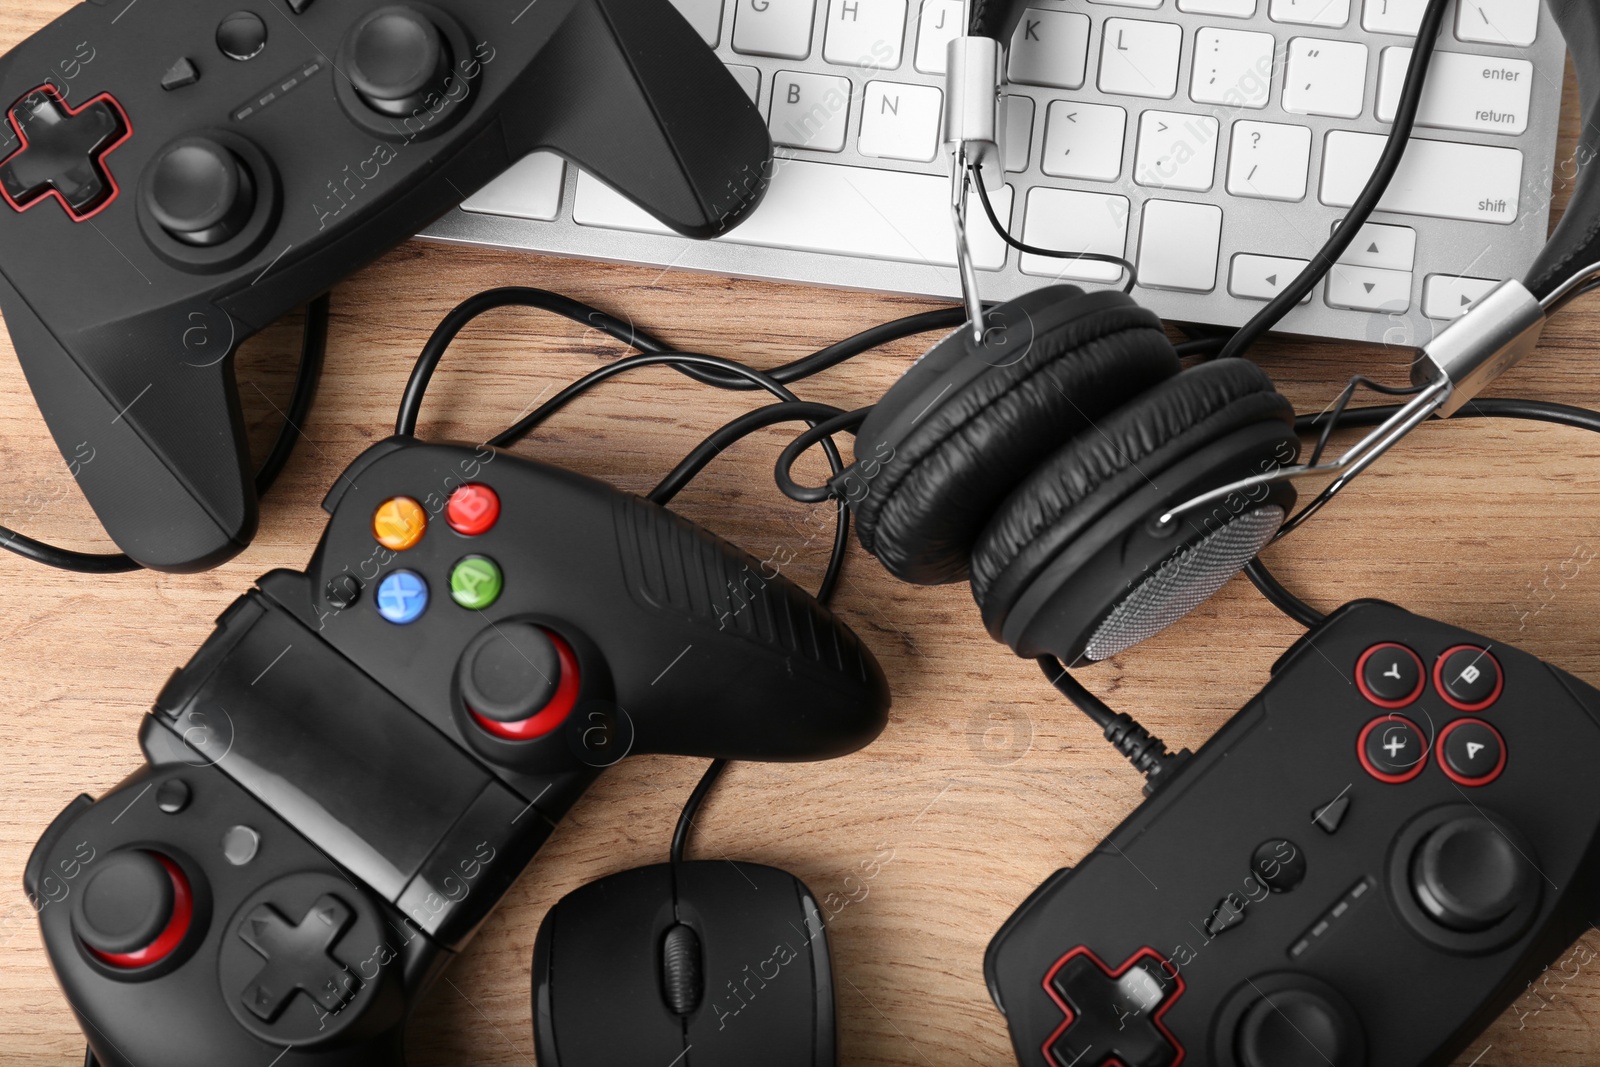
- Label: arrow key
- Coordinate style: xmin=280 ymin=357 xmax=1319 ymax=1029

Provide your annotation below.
xmin=1332 ymin=220 xmax=1416 ymax=270
xmin=1229 ymin=253 xmax=1313 ymax=303
xmin=1423 ymin=274 xmax=1500 ymax=321
xmin=1326 ymin=263 xmax=1412 ymax=312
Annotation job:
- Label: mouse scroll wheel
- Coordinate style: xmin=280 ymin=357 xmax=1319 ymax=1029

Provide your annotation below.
xmin=661 ymin=923 xmax=703 ymax=1016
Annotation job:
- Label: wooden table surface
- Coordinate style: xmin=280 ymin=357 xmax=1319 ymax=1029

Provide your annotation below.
xmin=3 ymin=2 xmax=1600 ymax=1063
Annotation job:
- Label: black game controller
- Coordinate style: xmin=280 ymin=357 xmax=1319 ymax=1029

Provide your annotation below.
xmin=25 ymin=438 xmax=886 ymax=1066
xmin=987 ymin=600 xmax=1600 ymax=1067
xmin=0 ymin=0 xmax=771 ymax=572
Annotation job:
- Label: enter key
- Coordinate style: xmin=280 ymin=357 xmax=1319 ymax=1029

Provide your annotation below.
xmin=1377 ymin=48 xmax=1534 ymax=135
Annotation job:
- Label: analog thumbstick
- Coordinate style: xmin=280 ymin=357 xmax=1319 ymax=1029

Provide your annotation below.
xmin=1237 ymin=988 xmax=1361 ymax=1067
xmin=345 ymin=6 xmax=451 ymax=117
xmin=144 ymin=136 xmax=256 ymax=246
xmin=72 ymin=850 xmax=192 ymax=967
xmin=1411 ymin=815 xmax=1536 ymax=932
xmin=460 ymin=622 xmax=561 ymax=722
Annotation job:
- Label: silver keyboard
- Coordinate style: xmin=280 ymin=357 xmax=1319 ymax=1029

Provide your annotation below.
xmin=419 ymin=0 xmax=1568 ymax=345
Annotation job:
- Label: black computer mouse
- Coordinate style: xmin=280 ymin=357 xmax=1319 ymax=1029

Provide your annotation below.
xmin=532 ymin=860 xmax=836 ymax=1066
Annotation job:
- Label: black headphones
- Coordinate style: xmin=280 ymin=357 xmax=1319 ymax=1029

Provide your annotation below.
xmin=803 ymin=0 xmax=1600 ymax=669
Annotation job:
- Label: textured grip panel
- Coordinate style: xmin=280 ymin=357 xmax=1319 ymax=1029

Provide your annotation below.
xmin=613 ymin=494 xmax=873 ymax=684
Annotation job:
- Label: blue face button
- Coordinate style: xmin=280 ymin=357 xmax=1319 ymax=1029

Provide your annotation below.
xmin=375 ymin=569 xmax=428 ymax=624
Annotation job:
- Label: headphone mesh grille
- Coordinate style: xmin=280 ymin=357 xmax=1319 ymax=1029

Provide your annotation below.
xmin=1083 ymin=506 xmax=1285 ymax=663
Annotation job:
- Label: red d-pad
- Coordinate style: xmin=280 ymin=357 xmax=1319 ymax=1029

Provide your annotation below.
xmin=1042 ymin=946 xmax=1185 ymax=1067
xmin=0 ymin=84 xmax=130 ymax=220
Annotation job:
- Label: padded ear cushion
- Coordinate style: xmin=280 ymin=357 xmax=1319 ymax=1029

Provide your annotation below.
xmin=969 ymin=358 xmax=1293 ymax=615
xmin=853 ymin=292 xmax=1180 ymax=585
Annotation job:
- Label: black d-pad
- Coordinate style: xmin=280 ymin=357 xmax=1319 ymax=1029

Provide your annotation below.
xmin=1 ymin=88 xmax=126 ymax=217
xmin=1046 ymin=951 xmax=1183 ymax=1067
xmin=238 ymin=894 xmax=360 ymax=1022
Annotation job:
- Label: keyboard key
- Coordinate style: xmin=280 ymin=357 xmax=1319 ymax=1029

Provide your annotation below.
xmin=1455 ymin=0 xmax=1538 ymax=48
xmin=1362 ymin=0 xmax=1426 ymax=35
xmin=1090 ymin=0 xmax=1163 ymax=7
xmin=1138 ymin=199 xmax=1223 ymax=291
xmin=1227 ymin=120 xmax=1311 ymax=199
xmin=1008 ymin=9 xmax=1091 ymax=89
xmin=1179 ymin=0 xmax=1258 ymax=16
xmin=734 ymin=0 xmax=816 ymax=59
xmin=769 ymin=72 xmax=852 ymax=151
xmin=1283 ymin=37 xmax=1368 ymax=118
xmin=1321 ymin=131 xmax=1523 ymax=223
xmin=824 ymin=0 xmax=907 ymax=68
xmin=914 ymin=0 xmax=964 ymax=73
xmin=462 ymin=152 xmax=565 ymax=221
xmin=1041 ymin=100 xmax=1127 ymax=181
xmin=1135 ymin=110 xmax=1220 ymax=191
xmin=1230 ymin=254 xmax=1313 ymax=301
xmin=1335 ymin=221 xmax=1416 ymax=269
xmin=1424 ymin=274 xmax=1500 ymax=319
xmin=1020 ymin=187 xmax=1130 ymax=282
xmin=1271 ymin=0 xmax=1351 ymax=26
xmin=859 ymin=80 xmax=942 ymax=161
xmin=1327 ymin=263 xmax=1412 ymax=311
xmin=1005 ymin=95 xmax=1035 ymax=172
xmin=1190 ymin=27 xmax=1275 ymax=108
xmin=1376 ymin=48 xmax=1533 ymax=135
xmin=1099 ymin=18 xmax=1183 ymax=99
xmin=669 ymin=0 xmax=724 ymax=45
xmin=727 ymin=64 xmax=762 ymax=106
xmin=573 ymin=163 xmax=1013 ymax=269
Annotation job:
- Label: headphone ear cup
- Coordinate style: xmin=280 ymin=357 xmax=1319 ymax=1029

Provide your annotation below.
xmin=970 ymin=358 xmax=1300 ymax=664
xmin=848 ymin=289 xmax=1181 ymax=585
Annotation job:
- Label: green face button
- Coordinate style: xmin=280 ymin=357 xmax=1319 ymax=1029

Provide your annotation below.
xmin=450 ymin=555 xmax=503 ymax=610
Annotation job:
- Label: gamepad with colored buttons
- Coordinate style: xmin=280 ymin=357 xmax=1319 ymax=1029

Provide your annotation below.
xmin=25 ymin=438 xmax=886 ymax=1066
xmin=986 ymin=599 xmax=1600 ymax=1067
xmin=0 ymin=0 xmax=771 ymax=572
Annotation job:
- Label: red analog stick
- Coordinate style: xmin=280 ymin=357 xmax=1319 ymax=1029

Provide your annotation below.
xmin=74 ymin=851 xmax=193 ymax=968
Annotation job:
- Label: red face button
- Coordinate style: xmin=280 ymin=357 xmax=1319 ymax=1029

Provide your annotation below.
xmin=1358 ymin=715 xmax=1428 ymax=784
xmin=1436 ymin=718 xmax=1507 ymax=786
xmin=74 ymin=851 xmax=194 ymax=969
xmin=446 ymin=483 xmax=500 ymax=536
xmin=1 ymin=85 xmax=131 ymax=220
xmin=1434 ymin=646 xmax=1503 ymax=712
xmin=1355 ymin=643 xmax=1424 ymax=708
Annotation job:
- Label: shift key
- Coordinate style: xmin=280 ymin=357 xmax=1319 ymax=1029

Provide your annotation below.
xmin=1320 ymin=132 xmax=1523 ymax=224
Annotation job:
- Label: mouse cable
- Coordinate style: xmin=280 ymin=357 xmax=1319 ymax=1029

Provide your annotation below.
xmin=1249 ymin=396 xmax=1600 ymax=628
xmin=671 ymin=757 xmax=730 ymax=866
xmin=0 ymin=294 xmax=331 ymax=575
xmin=1038 ymin=656 xmax=1190 ymax=794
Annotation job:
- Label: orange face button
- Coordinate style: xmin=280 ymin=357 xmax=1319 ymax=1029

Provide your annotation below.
xmin=373 ymin=496 xmax=427 ymax=551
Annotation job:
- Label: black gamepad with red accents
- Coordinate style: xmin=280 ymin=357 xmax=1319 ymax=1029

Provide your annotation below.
xmin=25 ymin=438 xmax=887 ymax=1067
xmin=0 ymin=0 xmax=770 ymax=572
xmin=986 ymin=599 xmax=1600 ymax=1067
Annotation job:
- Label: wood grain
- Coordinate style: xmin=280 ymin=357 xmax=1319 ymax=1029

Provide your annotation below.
xmin=2 ymin=3 xmax=1599 ymax=1063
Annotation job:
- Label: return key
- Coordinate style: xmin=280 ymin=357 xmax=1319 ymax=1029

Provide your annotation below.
xmin=1376 ymin=48 xmax=1534 ymax=136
